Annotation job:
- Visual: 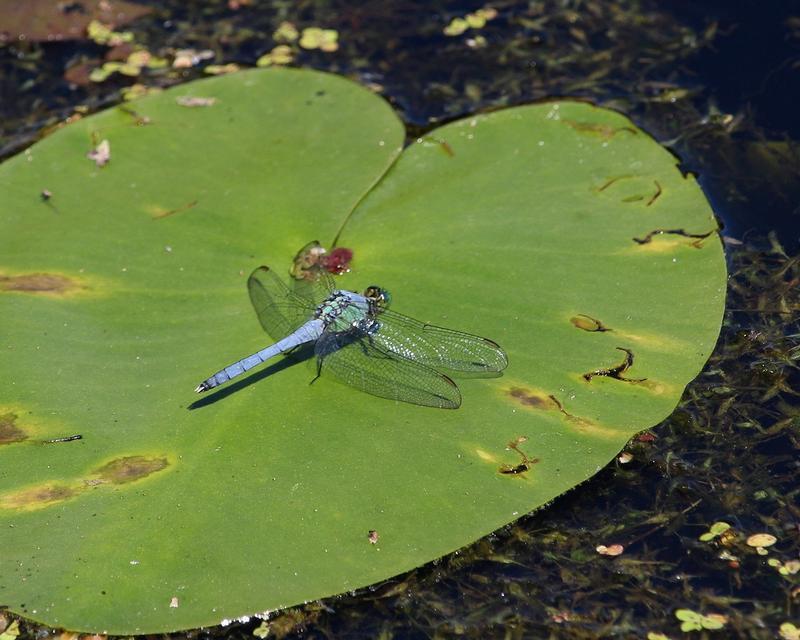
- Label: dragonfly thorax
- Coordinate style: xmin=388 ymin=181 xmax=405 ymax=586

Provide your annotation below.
xmin=314 ymin=290 xmax=371 ymax=331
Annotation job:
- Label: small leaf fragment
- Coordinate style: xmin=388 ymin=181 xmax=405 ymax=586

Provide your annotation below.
xmin=674 ymin=609 xmax=727 ymax=632
xmin=87 ymin=19 xmax=133 ymax=46
xmin=87 ymin=139 xmax=111 ymax=167
xmin=122 ymin=84 xmax=160 ymax=101
xmin=204 ymin=63 xmax=241 ymax=75
xmin=596 ymin=544 xmax=624 ymax=556
xmin=699 ymin=521 xmax=731 ymax=541
xmin=273 ymin=21 xmax=299 ymax=42
xmin=257 ymin=45 xmax=294 ymax=67
xmin=299 ymin=27 xmax=339 ymax=52
xmin=172 ymin=49 xmax=215 ymax=68
xmin=702 ymin=614 xmax=728 ymax=630
xmin=444 ymin=7 xmax=497 ymax=35
xmin=746 ymin=533 xmax=777 ymax=548
xmin=0 ymin=620 xmax=20 ymax=640
xmin=443 ymin=17 xmax=469 ymax=36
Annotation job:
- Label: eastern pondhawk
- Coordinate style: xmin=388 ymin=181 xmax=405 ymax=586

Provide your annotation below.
xmin=194 ymin=266 xmax=507 ymax=408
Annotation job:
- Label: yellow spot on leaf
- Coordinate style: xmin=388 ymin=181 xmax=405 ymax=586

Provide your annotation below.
xmin=474 ymin=448 xmax=497 ymax=463
xmin=634 ymin=237 xmax=686 ymax=253
xmin=0 ymin=483 xmax=79 ymax=511
xmin=146 ymin=200 xmax=198 ymax=219
xmin=503 ymin=385 xmax=623 ymax=439
xmin=636 ymin=379 xmax=671 ymax=395
xmin=613 ymin=329 xmax=689 ymax=352
xmin=0 ymin=451 xmax=172 ymax=512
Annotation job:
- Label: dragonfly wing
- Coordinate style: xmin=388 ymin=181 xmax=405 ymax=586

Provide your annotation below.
xmin=247 ymin=266 xmax=316 ymax=340
xmin=292 ymin=266 xmax=336 ymax=302
xmin=315 ymin=330 xmax=461 ymax=409
xmin=370 ymin=309 xmax=508 ymax=373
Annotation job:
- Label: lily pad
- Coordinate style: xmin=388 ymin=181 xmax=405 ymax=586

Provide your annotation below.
xmin=0 ymin=68 xmax=726 ymax=633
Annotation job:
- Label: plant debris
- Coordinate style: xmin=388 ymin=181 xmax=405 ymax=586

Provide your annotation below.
xmin=86 ymin=138 xmax=110 ymax=167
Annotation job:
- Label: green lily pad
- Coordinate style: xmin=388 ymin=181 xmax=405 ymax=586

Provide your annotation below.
xmin=0 ymin=68 xmax=725 ymax=633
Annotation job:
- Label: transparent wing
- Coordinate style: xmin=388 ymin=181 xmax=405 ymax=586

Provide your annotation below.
xmin=291 ymin=266 xmax=335 ymax=303
xmin=247 ymin=266 xmax=318 ymax=340
xmin=316 ymin=331 xmax=461 ymax=409
xmin=370 ymin=309 xmax=508 ymax=373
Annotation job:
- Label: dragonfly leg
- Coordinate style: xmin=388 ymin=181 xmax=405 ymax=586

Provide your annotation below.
xmin=309 ymin=356 xmax=324 ymax=385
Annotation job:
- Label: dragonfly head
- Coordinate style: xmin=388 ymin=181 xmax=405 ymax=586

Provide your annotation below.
xmin=364 ymin=285 xmax=391 ymax=309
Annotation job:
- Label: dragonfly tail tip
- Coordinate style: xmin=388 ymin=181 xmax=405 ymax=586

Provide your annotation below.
xmin=194 ymin=382 xmax=210 ymax=393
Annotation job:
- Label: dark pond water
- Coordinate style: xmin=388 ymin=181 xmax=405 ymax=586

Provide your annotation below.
xmin=1 ymin=1 xmax=798 ymax=639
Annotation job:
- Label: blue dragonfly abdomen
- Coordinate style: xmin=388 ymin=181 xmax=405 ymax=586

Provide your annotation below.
xmin=195 ymin=290 xmax=371 ymax=393
xmin=194 ymin=318 xmax=325 ymax=393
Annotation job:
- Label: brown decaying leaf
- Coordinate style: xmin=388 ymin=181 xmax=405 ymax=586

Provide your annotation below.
xmin=0 ymin=0 xmax=151 ymax=44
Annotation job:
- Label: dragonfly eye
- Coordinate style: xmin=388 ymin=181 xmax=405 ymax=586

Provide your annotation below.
xmin=364 ymin=286 xmax=391 ymax=308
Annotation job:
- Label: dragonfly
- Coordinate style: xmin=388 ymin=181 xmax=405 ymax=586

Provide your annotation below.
xmin=194 ymin=266 xmax=507 ymax=408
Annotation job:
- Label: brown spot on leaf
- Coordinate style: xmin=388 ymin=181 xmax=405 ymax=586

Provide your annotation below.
xmin=421 ymin=136 xmax=454 ymax=157
xmin=596 ymin=175 xmax=629 ymax=192
xmin=583 ymin=347 xmax=646 ymax=383
xmin=633 ymin=228 xmax=715 ymax=248
xmin=646 ymin=180 xmax=662 ymax=206
xmin=595 ymin=175 xmax=662 ymax=205
xmin=499 ymin=436 xmax=539 ymax=476
xmin=570 ymin=314 xmax=611 ymax=332
xmin=149 ymin=199 xmax=198 ymax=219
xmin=0 ymin=272 xmax=79 ymax=295
xmin=0 ymin=484 xmax=78 ymax=510
xmin=563 ymin=119 xmax=637 ymax=140
xmin=507 ymin=386 xmax=560 ymax=409
xmin=94 ymin=455 xmax=169 ymax=484
xmin=117 ymin=105 xmax=151 ymax=126
xmin=0 ymin=413 xmax=27 ymax=445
